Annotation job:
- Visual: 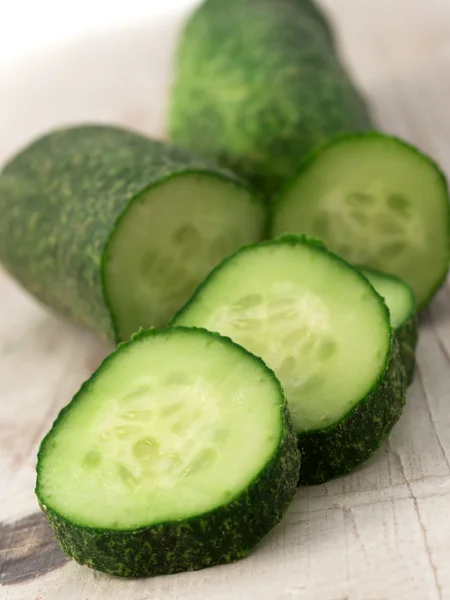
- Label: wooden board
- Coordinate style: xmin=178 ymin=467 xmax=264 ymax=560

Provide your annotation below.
xmin=1 ymin=1 xmax=450 ymax=598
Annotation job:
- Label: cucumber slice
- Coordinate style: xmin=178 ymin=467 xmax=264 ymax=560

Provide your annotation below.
xmin=36 ymin=327 xmax=299 ymax=577
xmin=361 ymin=268 xmax=414 ymax=329
xmin=271 ymin=134 xmax=450 ymax=309
xmin=172 ymin=236 xmax=406 ymax=484
xmin=362 ymin=268 xmax=418 ymax=384
xmin=0 ymin=125 xmax=266 ymax=343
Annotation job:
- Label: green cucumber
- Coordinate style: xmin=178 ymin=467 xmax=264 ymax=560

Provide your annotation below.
xmin=0 ymin=125 xmax=266 ymax=343
xmin=169 ymin=0 xmax=373 ymax=196
xmin=271 ymin=133 xmax=450 ymax=309
xmin=172 ymin=236 xmax=406 ymax=484
xmin=362 ymin=268 xmax=418 ymax=384
xmin=36 ymin=327 xmax=299 ymax=577
xmin=294 ymin=0 xmax=336 ymax=45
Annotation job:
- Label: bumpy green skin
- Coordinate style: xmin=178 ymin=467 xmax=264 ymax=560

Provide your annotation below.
xmin=36 ymin=328 xmax=300 ymax=578
xmin=294 ymin=0 xmax=336 ymax=44
xmin=298 ymin=335 xmax=406 ymax=485
xmin=169 ymin=0 xmax=373 ymax=196
xmin=0 ymin=125 xmax=263 ymax=343
xmin=396 ymin=315 xmax=418 ymax=385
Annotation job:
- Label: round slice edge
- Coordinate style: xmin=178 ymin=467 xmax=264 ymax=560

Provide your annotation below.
xmin=172 ymin=235 xmax=407 ymax=484
xmin=271 ymin=133 xmax=450 ymax=310
xmin=361 ymin=267 xmax=418 ymax=385
xmin=36 ymin=327 xmax=299 ymax=577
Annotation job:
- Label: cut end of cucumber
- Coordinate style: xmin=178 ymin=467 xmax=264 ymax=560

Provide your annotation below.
xmin=104 ymin=173 xmax=266 ymax=341
xmin=173 ymin=237 xmax=391 ymax=435
xmin=361 ymin=267 xmax=418 ymax=385
xmin=37 ymin=328 xmax=283 ymax=530
xmin=361 ymin=267 xmax=415 ymax=329
xmin=271 ymin=134 xmax=450 ymax=309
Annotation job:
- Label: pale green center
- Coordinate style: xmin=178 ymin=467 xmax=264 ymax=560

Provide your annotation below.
xmin=39 ymin=332 xmax=281 ymax=529
xmin=272 ymin=137 xmax=450 ymax=308
xmin=362 ymin=269 xmax=413 ymax=328
xmin=312 ymin=187 xmax=422 ymax=268
xmin=175 ymin=244 xmax=390 ymax=434
xmin=104 ymin=173 xmax=265 ymax=340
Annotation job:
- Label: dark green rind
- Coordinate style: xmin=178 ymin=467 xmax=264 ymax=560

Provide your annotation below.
xmin=396 ymin=315 xmax=418 ymax=385
xmin=271 ymin=132 xmax=450 ymax=310
xmin=172 ymin=235 xmax=405 ymax=484
xmin=0 ymin=125 xmax=265 ymax=343
xmin=298 ymin=334 xmax=406 ymax=485
xmin=36 ymin=327 xmax=300 ymax=578
xmin=169 ymin=0 xmax=373 ymax=196
xmin=295 ymin=0 xmax=336 ymax=45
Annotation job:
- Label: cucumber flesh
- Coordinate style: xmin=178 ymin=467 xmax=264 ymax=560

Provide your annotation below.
xmin=271 ymin=134 xmax=450 ymax=309
xmin=173 ymin=237 xmax=406 ymax=484
xmin=39 ymin=330 xmax=282 ymax=528
xmin=105 ymin=173 xmax=265 ymax=341
xmin=362 ymin=267 xmax=418 ymax=384
xmin=36 ymin=328 xmax=299 ymax=576
xmin=361 ymin=268 xmax=415 ymax=328
xmin=173 ymin=236 xmax=391 ymax=435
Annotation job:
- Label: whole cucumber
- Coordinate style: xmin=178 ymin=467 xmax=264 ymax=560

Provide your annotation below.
xmin=169 ymin=0 xmax=373 ymax=195
xmin=0 ymin=125 xmax=266 ymax=342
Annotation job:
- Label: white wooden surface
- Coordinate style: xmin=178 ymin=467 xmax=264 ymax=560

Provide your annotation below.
xmin=2 ymin=1 xmax=450 ymax=598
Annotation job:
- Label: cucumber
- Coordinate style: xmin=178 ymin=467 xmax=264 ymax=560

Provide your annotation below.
xmin=271 ymin=133 xmax=450 ymax=309
xmin=362 ymin=268 xmax=418 ymax=385
xmin=0 ymin=125 xmax=266 ymax=343
xmin=168 ymin=0 xmax=373 ymax=196
xmin=172 ymin=236 xmax=406 ymax=484
xmin=36 ymin=327 xmax=299 ymax=577
xmin=295 ymin=0 xmax=336 ymax=44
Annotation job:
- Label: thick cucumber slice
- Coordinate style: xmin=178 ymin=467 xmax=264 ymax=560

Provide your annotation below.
xmin=362 ymin=268 xmax=418 ymax=384
xmin=271 ymin=134 xmax=450 ymax=309
xmin=172 ymin=236 xmax=406 ymax=484
xmin=0 ymin=125 xmax=266 ymax=343
xmin=36 ymin=327 xmax=299 ymax=577
xmin=361 ymin=268 xmax=414 ymax=329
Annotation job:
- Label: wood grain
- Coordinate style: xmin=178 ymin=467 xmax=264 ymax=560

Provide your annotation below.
xmin=0 ymin=513 xmax=68 ymax=585
xmin=2 ymin=1 xmax=450 ymax=598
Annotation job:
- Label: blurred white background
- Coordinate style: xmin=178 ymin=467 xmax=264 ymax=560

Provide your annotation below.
xmin=0 ymin=0 xmax=203 ymax=164
xmin=0 ymin=0 xmax=196 ymax=66
xmin=1 ymin=0 xmax=449 ymax=168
